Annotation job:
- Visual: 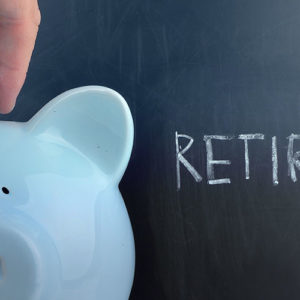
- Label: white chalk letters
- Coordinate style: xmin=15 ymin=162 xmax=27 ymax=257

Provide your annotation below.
xmin=203 ymin=135 xmax=234 ymax=185
xmin=175 ymin=132 xmax=202 ymax=190
xmin=175 ymin=132 xmax=300 ymax=190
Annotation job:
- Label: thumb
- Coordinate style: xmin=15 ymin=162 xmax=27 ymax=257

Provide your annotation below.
xmin=0 ymin=0 xmax=41 ymax=114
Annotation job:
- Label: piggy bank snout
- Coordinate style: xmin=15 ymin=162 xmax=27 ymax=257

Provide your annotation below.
xmin=0 ymin=224 xmax=41 ymax=299
xmin=0 ymin=212 xmax=61 ymax=300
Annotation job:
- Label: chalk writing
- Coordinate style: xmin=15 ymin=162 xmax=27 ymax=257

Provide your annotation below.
xmin=238 ymin=134 xmax=264 ymax=180
xmin=287 ymin=134 xmax=300 ymax=182
xmin=203 ymin=135 xmax=234 ymax=185
xmin=272 ymin=136 xmax=279 ymax=185
xmin=175 ymin=132 xmax=202 ymax=190
xmin=176 ymin=132 xmax=300 ymax=190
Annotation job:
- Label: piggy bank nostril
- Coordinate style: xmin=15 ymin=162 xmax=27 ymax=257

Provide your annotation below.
xmin=1 ymin=187 xmax=9 ymax=195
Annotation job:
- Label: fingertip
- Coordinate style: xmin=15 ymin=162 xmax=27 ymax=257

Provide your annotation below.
xmin=0 ymin=103 xmax=15 ymax=114
xmin=0 ymin=71 xmax=25 ymax=114
xmin=0 ymin=91 xmax=17 ymax=114
xmin=0 ymin=1 xmax=41 ymax=115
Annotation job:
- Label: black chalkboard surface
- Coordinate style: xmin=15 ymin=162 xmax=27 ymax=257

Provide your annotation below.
xmin=2 ymin=0 xmax=300 ymax=299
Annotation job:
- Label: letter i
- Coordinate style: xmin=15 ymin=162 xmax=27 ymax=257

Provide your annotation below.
xmin=272 ymin=136 xmax=279 ymax=185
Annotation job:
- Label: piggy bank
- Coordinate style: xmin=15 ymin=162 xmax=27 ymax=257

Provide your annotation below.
xmin=0 ymin=86 xmax=135 ymax=300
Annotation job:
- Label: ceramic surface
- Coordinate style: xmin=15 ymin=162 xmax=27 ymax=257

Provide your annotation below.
xmin=0 ymin=86 xmax=135 ymax=300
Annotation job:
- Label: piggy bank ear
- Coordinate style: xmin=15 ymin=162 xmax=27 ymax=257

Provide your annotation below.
xmin=27 ymin=86 xmax=134 ymax=185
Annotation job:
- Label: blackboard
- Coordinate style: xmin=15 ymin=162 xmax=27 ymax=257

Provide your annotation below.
xmin=2 ymin=0 xmax=300 ymax=299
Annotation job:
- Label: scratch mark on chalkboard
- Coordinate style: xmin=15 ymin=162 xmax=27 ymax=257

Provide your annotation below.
xmin=143 ymin=13 xmax=169 ymax=63
xmin=261 ymin=13 xmax=300 ymax=37
xmin=102 ymin=1 xmax=137 ymax=48
xmin=238 ymin=12 xmax=300 ymax=60
xmin=137 ymin=24 xmax=143 ymax=83
xmin=162 ymin=25 xmax=170 ymax=66
xmin=119 ymin=44 xmax=123 ymax=75
xmin=106 ymin=1 xmax=113 ymax=33
xmin=68 ymin=1 xmax=77 ymax=30
xmin=217 ymin=50 xmax=223 ymax=75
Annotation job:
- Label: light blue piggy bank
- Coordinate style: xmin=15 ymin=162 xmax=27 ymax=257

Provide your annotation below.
xmin=0 ymin=86 xmax=135 ymax=300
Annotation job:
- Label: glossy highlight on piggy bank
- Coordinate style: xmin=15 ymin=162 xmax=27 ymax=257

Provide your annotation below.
xmin=0 ymin=86 xmax=135 ymax=300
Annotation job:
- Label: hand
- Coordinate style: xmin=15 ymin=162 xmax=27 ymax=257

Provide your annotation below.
xmin=0 ymin=0 xmax=40 ymax=114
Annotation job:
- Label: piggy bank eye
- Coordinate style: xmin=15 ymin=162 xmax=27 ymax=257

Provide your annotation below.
xmin=2 ymin=187 xmax=9 ymax=195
